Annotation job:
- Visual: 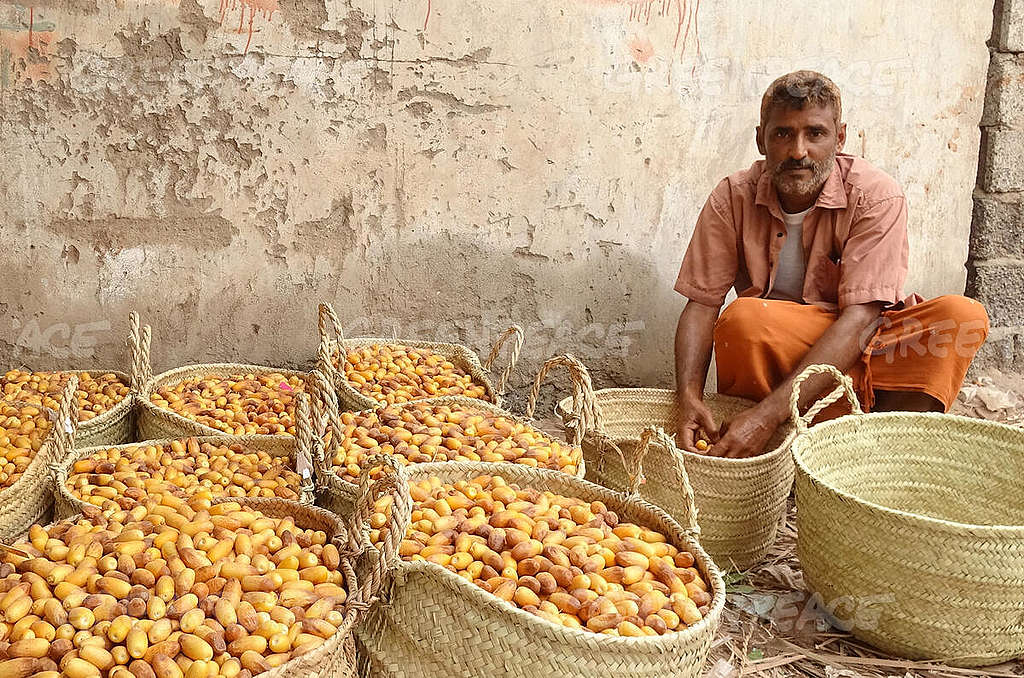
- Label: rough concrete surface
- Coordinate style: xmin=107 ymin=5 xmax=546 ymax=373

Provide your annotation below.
xmin=0 ymin=0 xmax=995 ymax=403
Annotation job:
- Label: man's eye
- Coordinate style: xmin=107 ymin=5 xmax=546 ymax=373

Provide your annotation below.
xmin=775 ymin=130 xmax=789 ymax=138
xmin=811 ymin=129 xmax=826 ymax=137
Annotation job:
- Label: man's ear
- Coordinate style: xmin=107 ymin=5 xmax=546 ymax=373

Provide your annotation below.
xmin=836 ymin=122 xmax=847 ymax=153
xmin=755 ymin=126 xmax=766 ymax=155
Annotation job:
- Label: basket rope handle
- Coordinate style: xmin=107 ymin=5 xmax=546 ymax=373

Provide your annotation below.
xmin=48 ymin=376 xmax=80 ymax=474
xmin=347 ymin=455 xmax=411 ymax=607
xmin=789 ymin=364 xmax=863 ymax=432
xmin=623 ymin=426 xmax=700 ymax=536
xmin=293 ymin=392 xmax=317 ymax=504
xmin=526 ymin=354 xmax=602 ymax=447
xmin=307 ymin=369 xmax=342 ymax=483
xmin=316 ymin=303 xmax=345 ymax=385
xmin=127 ymin=311 xmax=153 ymax=392
xmin=481 ymin=325 xmax=525 ymax=395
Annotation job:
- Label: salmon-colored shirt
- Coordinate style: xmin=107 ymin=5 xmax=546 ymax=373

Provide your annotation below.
xmin=675 ymin=153 xmax=910 ymax=311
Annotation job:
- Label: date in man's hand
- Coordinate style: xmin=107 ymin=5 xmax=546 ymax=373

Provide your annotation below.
xmin=675 ymin=396 xmax=720 ymax=453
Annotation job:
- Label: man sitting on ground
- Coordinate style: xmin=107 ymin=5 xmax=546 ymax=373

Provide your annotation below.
xmin=673 ymin=70 xmax=989 ymax=458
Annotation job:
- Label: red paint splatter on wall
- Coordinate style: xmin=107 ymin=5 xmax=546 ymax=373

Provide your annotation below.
xmin=219 ymin=0 xmax=277 ymax=54
xmin=0 ymin=10 xmax=57 ymax=91
xmin=420 ymin=0 xmax=702 ymax=66
xmin=628 ymin=35 xmax=654 ymax=64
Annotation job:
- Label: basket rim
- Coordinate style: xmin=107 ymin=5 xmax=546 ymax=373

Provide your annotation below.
xmin=55 ymin=434 xmax=305 ymax=516
xmin=0 ymin=399 xmax=58 ymax=504
xmin=371 ymin=461 xmax=726 ymax=651
xmin=325 ymin=337 xmax=499 ymax=409
xmin=792 ymin=411 xmax=1024 ymax=535
xmin=2 ymin=369 xmax=133 ymax=432
xmin=557 ymin=388 xmax=795 ymax=467
xmin=138 ymin=363 xmax=308 ymax=439
xmin=322 ymin=396 xmax=585 ymax=488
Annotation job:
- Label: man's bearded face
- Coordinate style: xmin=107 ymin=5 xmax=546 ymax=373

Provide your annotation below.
xmin=759 ymin=104 xmax=844 ymax=209
xmin=770 ymin=148 xmax=835 ymax=199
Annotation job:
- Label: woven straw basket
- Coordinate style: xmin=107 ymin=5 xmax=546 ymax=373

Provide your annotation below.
xmin=69 ymin=367 xmax=133 ymax=449
xmin=14 ymin=471 xmax=406 ymax=678
xmin=2 ymin=313 xmax=145 ymax=449
xmin=548 ymin=355 xmax=795 ymax=571
xmin=790 ymin=364 xmax=1024 ymax=667
xmin=52 ymin=394 xmax=319 ymax=521
xmin=308 ymin=367 xmax=587 ymax=515
xmin=0 ymin=378 xmax=77 ymax=541
xmin=351 ymin=456 xmax=725 ymax=678
xmin=316 ymin=302 xmax=524 ymax=412
xmin=132 ymin=319 xmax=311 ymax=442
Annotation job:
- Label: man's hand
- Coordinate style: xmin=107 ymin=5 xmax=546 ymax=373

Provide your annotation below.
xmin=675 ymin=396 xmax=720 ymax=453
xmin=708 ymin=403 xmax=782 ymax=458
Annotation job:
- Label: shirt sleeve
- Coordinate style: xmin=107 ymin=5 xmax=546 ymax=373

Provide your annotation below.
xmin=674 ymin=179 xmax=739 ymax=307
xmin=838 ymin=194 xmax=909 ymax=308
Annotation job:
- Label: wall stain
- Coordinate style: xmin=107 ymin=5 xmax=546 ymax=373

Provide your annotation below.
xmin=50 ymin=214 xmax=235 ymax=253
xmin=0 ymin=9 xmax=56 ymax=90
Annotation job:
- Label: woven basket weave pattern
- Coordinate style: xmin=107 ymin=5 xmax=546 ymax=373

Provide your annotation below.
xmin=310 ymin=381 xmax=587 ymax=511
xmin=316 ymin=303 xmax=523 ymax=413
xmin=793 ymin=409 xmax=1024 ymax=667
xmin=0 ymin=404 xmax=57 ymax=542
xmin=1 ymin=370 xmax=134 ymax=449
xmin=67 ymin=369 xmax=135 ymax=449
xmin=351 ymin=462 xmax=725 ymax=678
xmin=137 ymin=363 xmax=308 ymax=442
xmin=559 ymin=388 xmax=795 ymax=571
xmin=1 ymin=378 xmax=79 ymax=542
xmin=326 ymin=338 xmax=500 ymax=412
xmin=53 ymin=434 xmax=316 ymax=521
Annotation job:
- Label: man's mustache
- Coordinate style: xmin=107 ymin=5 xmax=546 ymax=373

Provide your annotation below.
xmin=778 ymin=160 xmax=816 ymax=171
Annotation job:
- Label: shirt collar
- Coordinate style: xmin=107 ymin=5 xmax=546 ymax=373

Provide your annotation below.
xmin=755 ymin=158 xmax=849 ymax=218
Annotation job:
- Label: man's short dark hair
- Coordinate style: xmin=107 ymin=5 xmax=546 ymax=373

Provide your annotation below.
xmin=760 ymin=71 xmax=842 ymax=129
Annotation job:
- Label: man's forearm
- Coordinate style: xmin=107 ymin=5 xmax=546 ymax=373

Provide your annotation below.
xmin=757 ymin=303 xmax=883 ymax=423
xmin=674 ymin=301 xmax=719 ymax=402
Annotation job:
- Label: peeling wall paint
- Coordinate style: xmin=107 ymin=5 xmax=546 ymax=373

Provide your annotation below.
xmin=0 ymin=0 xmax=994 ymax=408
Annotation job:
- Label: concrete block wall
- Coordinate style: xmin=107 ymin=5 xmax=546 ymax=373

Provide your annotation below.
xmin=969 ymin=0 xmax=1024 ymax=370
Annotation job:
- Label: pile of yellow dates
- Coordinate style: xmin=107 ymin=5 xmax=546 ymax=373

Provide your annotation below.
xmin=67 ymin=439 xmax=305 ymax=511
xmin=337 ymin=345 xmax=488 ymax=404
xmin=371 ymin=474 xmax=712 ymax=637
xmin=150 ymin=374 xmax=304 ymax=436
xmin=2 ymin=371 xmax=130 ymax=424
xmin=0 ymin=495 xmax=349 ymax=678
xmin=329 ymin=404 xmax=582 ymax=484
xmin=0 ymin=403 xmax=52 ymax=490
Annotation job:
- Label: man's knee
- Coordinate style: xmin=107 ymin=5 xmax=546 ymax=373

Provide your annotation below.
xmin=929 ymin=295 xmax=990 ymax=338
xmin=714 ymin=297 xmax=773 ymax=347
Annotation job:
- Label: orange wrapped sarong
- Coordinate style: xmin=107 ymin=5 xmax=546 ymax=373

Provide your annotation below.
xmin=713 ymin=295 xmax=989 ymax=412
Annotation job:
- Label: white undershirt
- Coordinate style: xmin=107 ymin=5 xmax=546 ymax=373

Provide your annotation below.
xmin=768 ymin=207 xmax=812 ymax=302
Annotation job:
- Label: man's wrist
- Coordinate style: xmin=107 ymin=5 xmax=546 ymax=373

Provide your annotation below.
xmin=676 ymin=385 xmax=704 ymax=407
xmin=757 ymin=391 xmax=792 ymax=426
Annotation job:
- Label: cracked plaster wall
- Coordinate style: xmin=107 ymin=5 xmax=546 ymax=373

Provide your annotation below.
xmin=0 ymin=0 xmax=994 ymax=405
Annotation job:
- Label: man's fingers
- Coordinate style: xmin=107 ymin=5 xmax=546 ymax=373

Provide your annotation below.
xmin=705 ymin=436 xmax=730 ymax=457
xmin=699 ymin=412 xmax=720 ymax=442
xmin=679 ymin=424 xmax=698 ymax=453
